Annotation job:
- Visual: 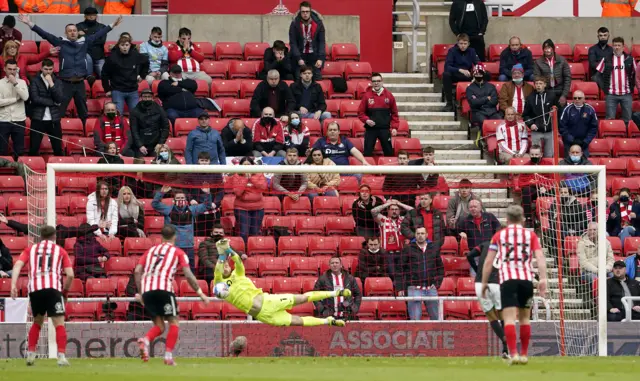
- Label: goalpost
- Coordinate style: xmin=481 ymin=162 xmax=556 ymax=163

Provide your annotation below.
xmin=22 ymin=162 xmax=609 ymax=357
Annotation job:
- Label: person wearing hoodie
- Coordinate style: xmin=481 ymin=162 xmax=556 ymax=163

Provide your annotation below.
xmin=289 ymin=1 xmax=326 ymax=81
xmin=442 ymin=33 xmax=480 ymax=112
xmin=97 ymin=141 xmax=126 ymax=196
xmin=283 ymin=112 xmax=310 ymax=155
xmin=272 ymin=147 xmax=308 ymax=199
xmin=533 ymin=39 xmax=572 ymax=109
xmin=101 ymin=35 xmax=148 ymax=116
xmin=598 ymin=36 xmax=635 ymax=125
xmin=357 ymin=72 xmax=399 ymax=157
xmin=158 ymin=64 xmax=202 ymax=124
xmin=498 ymin=64 xmax=534 ymax=116
xmin=221 ymin=118 xmax=253 ymax=157
xmin=140 ymin=27 xmax=169 ymax=87
xmin=74 ymin=224 xmax=110 ymax=281
xmin=185 ymin=112 xmax=226 ymax=165
xmin=229 ymin=157 xmax=268 ymax=243
xmin=466 ymin=64 xmax=500 ymax=127
xmin=251 ymin=107 xmax=286 ymax=158
xmin=250 ymin=69 xmax=296 ymax=118
xmin=560 ymin=90 xmax=598 ymax=156
xmin=588 ymin=27 xmax=613 ymax=79
xmin=448 ymin=0 xmax=488 ymax=61
xmin=498 ymin=37 xmax=534 ymax=82
xmin=76 ymin=7 xmax=107 ymax=79
xmin=290 ymin=65 xmax=331 ymax=122
xmin=523 ymin=76 xmax=556 ymax=158
xmin=152 ymin=185 xmax=213 ymax=272
xmin=356 ymin=237 xmax=388 ymax=283
xmin=260 ymin=40 xmax=294 ymax=81
xmin=94 ymin=101 xmax=133 ymax=156
xmin=129 ymin=89 xmax=170 ymax=157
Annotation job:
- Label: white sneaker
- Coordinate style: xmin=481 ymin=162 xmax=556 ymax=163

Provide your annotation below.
xmin=25 ymin=351 xmax=36 ymax=366
xmin=507 ymin=354 xmax=521 ymax=365
xmin=57 ymin=353 xmax=70 ymax=367
xmin=519 ymin=356 xmax=529 ymax=365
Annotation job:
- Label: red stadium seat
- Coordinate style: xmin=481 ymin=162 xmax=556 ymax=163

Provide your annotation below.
xmin=573 ymin=43 xmax=591 ymax=62
xmin=339 ymin=100 xmax=360 ymax=117
xmin=244 ymin=42 xmax=270 ymax=61
xmin=165 ymin=137 xmax=186 ymax=156
xmin=336 ymin=236 xmax=364 ymax=257
xmin=438 ymin=277 xmax=456 ymax=296
xmin=356 ymin=300 xmax=378 ymax=320
xmin=627 ymin=158 xmax=640 ymax=176
xmin=250 ymin=277 xmax=273 ymax=293
xmin=215 ymin=42 xmax=243 ymax=60
xmin=456 ymin=277 xmax=476 ymax=296
xmin=324 ymin=99 xmax=340 ymax=117
xmin=586 ymin=100 xmax=607 ymax=118
xmin=20 ymin=40 xmax=38 ymax=56
xmin=257 ymin=257 xmax=289 ymax=277
xmin=613 ymin=139 xmax=640 ymax=157
xmin=60 ymin=118 xmax=85 ymax=136
xmin=1 ymin=236 xmax=27 ymax=255
xmin=144 ymin=216 xmax=165 ymax=235
xmin=393 ymin=138 xmax=422 ymax=156
xmin=91 ymin=80 xmax=107 ymax=98
xmin=66 ymin=301 xmax=97 ymax=321
xmin=123 ymin=237 xmax=154 ymax=257
xmin=599 ymin=120 xmax=627 ymax=138
xmin=600 ymin=158 xmax=627 ymax=176
xmin=180 ymin=279 xmax=209 ymax=297
xmin=193 ymin=42 xmax=214 ymax=59
xmin=570 ymin=81 xmax=599 ymax=100
xmin=262 ymin=196 xmax=282 ymax=215
xmin=57 ymin=176 xmax=90 ymax=195
xmin=272 ymin=277 xmax=303 ymax=294
xmin=201 ymin=60 xmax=229 ymax=79
xmin=222 ymin=98 xmax=251 ymax=117
xmin=588 ymin=139 xmax=612 ymax=157
xmin=321 ymin=61 xmax=346 ymax=79
xmin=66 ymin=137 xmax=94 ymax=155
xmin=247 ymin=236 xmax=277 ymax=256
xmin=262 ymin=215 xmax=296 ymax=234
xmin=192 ymin=301 xmax=222 ymax=320
xmin=568 ymin=62 xmax=586 ymax=81
xmin=308 ymin=236 xmax=338 ymax=256
xmin=67 ymin=278 xmax=84 ymax=297
xmin=295 ymin=216 xmax=326 ymax=235
xmin=0 ymin=176 xmax=24 ymax=196
xmin=325 ymin=216 xmax=355 ymax=235
xmin=442 ymin=255 xmax=470 ymax=277
xmin=344 ymin=62 xmax=372 ymax=80
xmin=444 ymin=300 xmax=470 ymax=320
xmin=440 ymin=236 xmax=459 ymax=256
xmin=6 ymin=196 xmax=27 ymax=215
xmin=221 ymin=303 xmax=247 ymax=320
xmin=210 ymin=79 xmax=240 ymax=98
xmin=241 ymin=257 xmax=259 ymax=277
xmin=105 ymin=257 xmax=135 ymax=276
xmin=525 ymin=44 xmax=542 ymax=60
xmin=456 ymin=82 xmax=472 ymax=101
xmin=301 ymin=118 xmax=322 ymax=138
xmin=488 ymin=44 xmax=508 ymax=61
xmin=278 ymin=236 xmax=308 ymax=256
xmin=624 ymin=237 xmax=640 ymax=256
xmin=377 ymin=301 xmax=407 ymax=320
xmin=85 ymin=278 xmax=115 ymax=297
xmin=100 ymin=237 xmax=123 ymax=256
xmin=194 ymin=80 xmax=209 ymax=97
xmin=364 ymin=277 xmax=394 ymax=296
xmin=228 ymin=61 xmax=257 ymax=79
xmin=289 ymin=257 xmax=319 ymax=277
xmin=612 ymin=178 xmax=640 ymax=196
xmin=240 ymin=79 xmax=260 ymax=99
xmin=628 ymin=120 xmax=640 ymax=138
xmin=173 ymin=118 xmax=198 ymax=137
xmin=312 ymin=196 xmax=341 ymax=215
xmin=282 ymin=196 xmax=312 ymax=215
xmin=331 ymin=43 xmax=359 ymax=61
xmin=328 ymin=80 xmax=356 ymax=99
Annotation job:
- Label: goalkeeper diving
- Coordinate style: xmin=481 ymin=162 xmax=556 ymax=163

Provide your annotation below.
xmin=213 ymin=239 xmax=351 ymax=327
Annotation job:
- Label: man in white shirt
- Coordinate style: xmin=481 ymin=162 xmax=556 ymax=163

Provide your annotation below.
xmin=496 ymin=106 xmax=529 ymax=164
xmin=0 ymin=59 xmax=28 ymax=157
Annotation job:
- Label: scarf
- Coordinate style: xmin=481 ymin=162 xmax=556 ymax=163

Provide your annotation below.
xmin=301 ymin=20 xmax=317 ymax=54
xmin=546 ymin=56 xmax=556 ymax=87
xmin=103 ymin=116 xmax=124 ymax=149
xmin=119 ymin=202 xmax=139 ymax=221
xmin=620 ymin=202 xmax=633 ymax=223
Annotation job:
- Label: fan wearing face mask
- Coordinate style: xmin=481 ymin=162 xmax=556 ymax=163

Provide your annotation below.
xmin=129 ymin=89 xmax=170 ymax=157
xmin=607 ymin=187 xmax=640 ymax=252
xmin=498 ymin=64 xmax=534 ymax=116
xmin=546 ymin=185 xmax=589 ymax=240
xmin=588 ymin=27 xmax=612 ymax=79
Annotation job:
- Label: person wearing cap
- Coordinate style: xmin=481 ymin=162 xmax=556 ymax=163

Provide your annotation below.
xmin=499 ymin=63 xmax=534 ymax=116
xmin=498 ymin=37 xmax=534 ymax=82
xmin=157 ymin=64 xmax=202 ymax=124
xmin=96 ymin=0 xmax=135 ymax=15
xmin=442 ymin=33 xmax=480 ymax=112
xmin=578 ymin=222 xmax=614 ymax=283
xmin=77 ymin=7 xmax=108 ymax=79
xmin=352 ymin=184 xmax=385 ymax=238
xmin=0 ymin=16 xmax=21 ymax=54
xmin=533 ymin=39 xmax=571 ymax=109
xmin=129 ymin=89 xmax=170 ymax=157
xmin=185 ymin=112 xmax=226 ymax=165
xmin=607 ymin=260 xmax=640 ymax=321
xmin=466 ymin=64 xmax=500 ymax=127
xmin=446 ymin=178 xmax=481 ymax=230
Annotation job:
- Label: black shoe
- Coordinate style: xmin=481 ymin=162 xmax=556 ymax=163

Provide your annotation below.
xmin=441 ymin=103 xmax=454 ymax=112
xmin=86 ymin=75 xmax=96 ymax=87
xmin=502 ymin=348 xmax=509 ymax=360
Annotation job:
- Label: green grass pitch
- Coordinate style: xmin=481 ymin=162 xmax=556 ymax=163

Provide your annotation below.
xmin=1 ymin=357 xmax=640 ymax=381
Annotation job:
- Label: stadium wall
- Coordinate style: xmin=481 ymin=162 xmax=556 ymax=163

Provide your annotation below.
xmin=1 ymin=322 xmax=639 ymax=358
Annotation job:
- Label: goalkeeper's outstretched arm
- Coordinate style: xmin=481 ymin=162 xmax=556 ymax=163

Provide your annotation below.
xmin=230 ymin=250 xmax=245 ymax=277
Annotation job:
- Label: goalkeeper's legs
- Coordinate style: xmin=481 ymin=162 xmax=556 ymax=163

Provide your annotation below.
xmin=290 ymin=315 xmax=346 ymax=327
xmin=296 ymin=289 xmax=352 ymax=305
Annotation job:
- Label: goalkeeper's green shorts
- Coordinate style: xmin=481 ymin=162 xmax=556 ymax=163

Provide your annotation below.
xmin=256 ymin=293 xmax=295 ymax=326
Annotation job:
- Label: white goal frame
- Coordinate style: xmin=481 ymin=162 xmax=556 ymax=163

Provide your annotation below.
xmin=43 ymin=163 xmax=609 ymax=356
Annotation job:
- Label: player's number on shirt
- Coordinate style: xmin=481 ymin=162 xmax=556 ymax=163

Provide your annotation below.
xmin=493 ymin=242 xmax=529 ymax=267
xmin=35 ymin=252 xmax=53 ymax=274
xmin=149 ymin=253 xmax=166 ymax=273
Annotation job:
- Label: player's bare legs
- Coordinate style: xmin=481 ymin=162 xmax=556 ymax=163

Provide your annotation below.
xmin=51 ymin=316 xmax=69 ymax=366
xmin=485 ymin=309 xmax=508 ymax=358
xmin=517 ymin=308 xmax=532 ymax=364
xmin=501 ymin=306 xmax=520 ymax=364
xmin=138 ymin=317 xmax=165 ymax=362
xmin=26 ymin=314 xmax=45 ymax=366
xmin=163 ymin=317 xmax=180 ymax=366
xmin=290 ymin=293 xmax=350 ymax=327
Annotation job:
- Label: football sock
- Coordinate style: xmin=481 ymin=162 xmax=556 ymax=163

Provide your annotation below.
xmin=489 ymin=320 xmax=507 ymax=347
xmin=301 ymin=316 xmax=330 ymax=327
xmin=520 ymin=324 xmax=531 ymax=356
xmin=504 ymin=324 xmax=518 ymax=356
xmin=55 ymin=325 xmax=67 ymax=354
xmin=165 ymin=325 xmax=179 ymax=352
xmin=145 ymin=325 xmax=163 ymax=343
xmin=303 ymin=291 xmax=336 ymax=302
xmin=27 ymin=323 xmax=41 ymax=352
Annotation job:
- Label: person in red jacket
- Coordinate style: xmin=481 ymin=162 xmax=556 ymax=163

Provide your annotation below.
xmin=357 ymin=72 xmax=399 ymax=157
xmin=165 ymin=27 xmax=211 ymax=86
xmin=0 ymin=40 xmax=57 ymax=81
xmin=93 ymin=101 xmax=134 ymax=156
xmin=230 ymin=156 xmax=268 ymax=243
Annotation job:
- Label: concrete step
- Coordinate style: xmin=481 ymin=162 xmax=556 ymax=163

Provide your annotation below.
xmin=385 ymin=83 xmax=434 ymax=94
xmin=394 ymin=93 xmax=442 ymax=102
xmin=418 ymin=139 xmax=476 ymax=150
xmin=435 ymin=149 xmax=481 ymax=161
xmin=397 ymin=101 xmax=447 ymax=112
xmin=409 ymin=121 xmax=465 ymax=131
xmin=381 ymin=72 xmax=430 ymax=83
xmin=412 ymin=130 xmax=467 ymax=140
xmin=400 ymin=111 xmax=455 ymax=122
xmin=536 ymin=309 xmax=592 ymax=320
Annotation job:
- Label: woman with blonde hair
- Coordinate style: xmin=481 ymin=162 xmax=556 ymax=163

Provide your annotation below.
xmin=305 ymin=147 xmax=340 ymax=202
xmin=153 ymin=143 xmax=180 ymax=164
xmin=0 ymin=40 xmax=57 ymax=80
xmin=116 ymin=186 xmax=145 ymax=238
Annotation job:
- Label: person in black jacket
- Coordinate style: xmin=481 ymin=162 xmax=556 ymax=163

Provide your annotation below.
xmin=0 ymin=237 xmax=13 ymax=278
xmin=356 ymin=237 xmax=388 ymax=283
xmin=289 ymin=1 xmax=326 ymax=81
xmin=457 ymin=200 xmax=501 ymax=251
xmin=158 ymin=65 xmax=203 ymax=124
xmin=522 ymin=77 xmax=556 ymax=158
xmin=313 ymin=256 xmax=362 ymax=320
xmin=250 ymin=70 xmax=296 ymax=118
xmin=449 ymin=0 xmax=488 ymax=61
xmin=28 ymin=58 xmax=65 ymax=156
xmin=607 ymin=260 xmax=640 ymax=321
xmin=588 ymin=27 xmax=612 ymax=80
xmin=221 ymin=118 xmax=253 ymax=157
xmin=260 ymin=40 xmax=294 ymax=81
xmin=0 ymin=213 xmax=100 ymax=247
xmin=129 ymin=89 xmax=170 ymax=157
xmin=290 ymin=65 xmax=331 ymax=122
xmin=466 ymin=65 xmax=500 ymax=127
xmin=498 ymin=37 xmax=534 ymax=82
xmin=101 ymin=35 xmax=148 ymax=116
xmin=352 ymin=184 xmax=384 ymax=238
xmin=76 ymin=7 xmax=107 ymax=80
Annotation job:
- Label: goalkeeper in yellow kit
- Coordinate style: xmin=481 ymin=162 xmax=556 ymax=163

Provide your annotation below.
xmin=213 ymin=239 xmax=351 ymax=327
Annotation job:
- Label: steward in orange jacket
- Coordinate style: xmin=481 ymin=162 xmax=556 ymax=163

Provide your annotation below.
xmin=96 ymin=0 xmax=135 ymax=15
xmin=601 ymin=0 xmax=637 ymax=17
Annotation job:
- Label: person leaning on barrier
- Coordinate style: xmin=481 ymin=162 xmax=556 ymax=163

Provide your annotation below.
xmin=607 ymin=260 xmax=640 ymax=322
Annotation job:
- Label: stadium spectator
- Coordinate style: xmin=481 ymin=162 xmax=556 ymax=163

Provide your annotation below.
xmin=0 ymin=16 xmax=21 ymax=53
xmin=41 ymin=0 xmax=79 ymax=13
xmin=185 ymin=112 xmax=226 ymax=165
xmin=250 ymin=69 xmax=295 ymax=119
xmin=448 ymin=0 xmax=488 ymax=61
xmin=129 ymin=89 xmax=169 ymax=157
xmin=0 ymin=59 xmax=28 ymax=157
xmin=0 ymin=214 xmax=100 ymax=246
xmin=382 ymin=150 xmax=414 ymax=205
xmin=158 ymin=65 xmax=202 ymax=124
xmin=283 ymin=111 xmax=310 ymax=155
xmin=559 ymin=91 xmax=598 ymax=156
xmin=116 ymin=186 xmax=145 ymax=239
xmin=140 ymin=27 xmax=169 ymax=87
xmin=1 ymin=40 xmax=53 ymax=81
xmin=496 ymin=107 xmax=529 ymax=164
xmin=101 ymin=35 xmax=147 ymax=116
xmin=466 ymin=64 xmax=500 ymax=127
xmin=546 ymin=184 xmax=589 ymax=238
xmin=598 ymin=37 xmax=635 ymax=125
xmin=588 ymin=27 xmax=612 ymax=80
xmin=221 ymin=118 xmax=253 ymax=157
xmin=498 ymin=37 xmax=534 ymax=82
xmin=587 ymin=190 xmax=600 ymax=223
xmin=358 ymin=72 xmax=399 ymax=157
xmin=311 ymin=121 xmax=369 ymax=167
xmin=73 ymin=224 xmax=109 ymax=281
xmin=601 ymin=0 xmax=637 ymax=17
xmin=409 ymin=146 xmax=448 ymax=194
xmin=371 ymin=199 xmax=413 ymax=280
xmin=15 ymin=0 xmax=44 ymax=13
xmin=356 ymin=236 xmax=388 ymax=283
xmin=197 ymin=224 xmax=248 ymax=285
xmin=152 ymin=185 xmax=213 ymax=271
xmin=76 ymin=7 xmax=107 ymax=80
xmin=0 ymin=236 xmax=11 ymax=278
xmin=400 ymin=226 xmax=444 ymax=320
xmin=458 ymin=199 xmax=501 ymax=251
xmin=559 ymin=144 xmax=594 ymax=195
xmin=313 ymin=256 xmax=362 ymax=320
xmin=447 ymin=178 xmax=481 ymax=229
xmin=166 ymin=27 xmax=210 ymax=85
xmin=94 ymin=101 xmax=133 ymax=156
xmin=28 ymin=58 xmax=64 ymax=156
xmin=517 ymin=144 xmax=544 ymax=226
xmin=607 ymin=260 xmax=640 ymax=321
xmin=18 ymin=14 xmax=123 ymax=126
xmin=252 ymin=107 xmax=286 ymax=158
xmin=273 ymin=147 xmax=308 ymax=199
xmin=499 ymin=64 xmax=534 ymax=116
xmin=187 ymin=151 xmax=225 ymax=237
xmin=305 ymin=147 xmax=340 ymax=201
xmin=352 ymin=184 xmax=384 ymax=237
xmin=400 ymin=193 xmax=445 ymax=248
xmin=289 ymin=1 xmax=326 ymax=81
xmin=290 ymin=65 xmax=331 ymax=122
xmin=260 ymin=40 xmax=294 ymax=81
xmin=442 ymin=34 xmax=480 ymax=112
xmin=607 ymin=187 xmax=639 ymax=251
xmin=230 ymin=157 xmax=267 ymax=243
xmin=153 ymin=143 xmax=180 ymax=165
xmin=579 ymin=222 xmax=614 ymax=283
xmin=87 ymin=180 xmax=119 ymax=239
xmin=533 ymin=39 xmax=571 ymax=109
xmin=97 ymin=0 xmax=135 ymax=14
xmin=522 ymin=76 xmax=556 ymax=158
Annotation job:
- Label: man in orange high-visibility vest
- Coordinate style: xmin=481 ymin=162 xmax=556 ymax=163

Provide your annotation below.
xmin=96 ymin=0 xmax=135 ymax=15
xmin=601 ymin=0 xmax=638 ymax=17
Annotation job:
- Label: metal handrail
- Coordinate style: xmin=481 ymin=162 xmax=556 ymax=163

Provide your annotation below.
xmin=392 ymin=0 xmax=420 ymax=72
xmin=621 ymin=296 xmax=640 ymax=321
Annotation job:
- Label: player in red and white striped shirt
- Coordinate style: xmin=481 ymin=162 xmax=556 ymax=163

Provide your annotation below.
xmin=597 ymin=36 xmax=635 ymax=124
xmin=482 ymin=205 xmax=547 ymax=366
xmin=10 ymin=225 xmax=74 ymax=367
xmin=497 ymin=107 xmax=529 ymax=164
xmin=134 ymin=224 xmax=209 ymax=366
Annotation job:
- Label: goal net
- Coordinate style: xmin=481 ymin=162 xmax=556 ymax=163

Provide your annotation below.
xmin=15 ymin=161 xmax=607 ymax=357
